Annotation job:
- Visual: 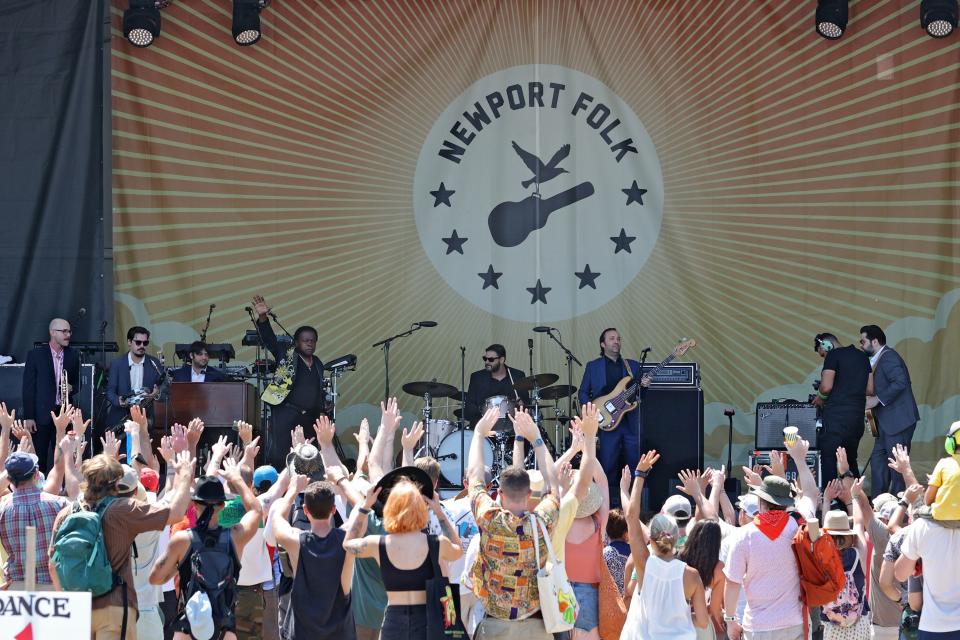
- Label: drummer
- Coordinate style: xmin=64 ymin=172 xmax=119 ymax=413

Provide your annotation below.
xmin=464 ymin=344 xmax=531 ymax=429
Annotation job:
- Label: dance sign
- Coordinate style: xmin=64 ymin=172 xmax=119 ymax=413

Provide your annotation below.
xmin=0 ymin=591 xmax=91 ymax=638
xmin=414 ymin=65 xmax=664 ymax=322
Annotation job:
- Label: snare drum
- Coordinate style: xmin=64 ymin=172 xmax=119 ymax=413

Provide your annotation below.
xmin=483 ymin=395 xmax=517 ymax=431
xmin=437 ymin=430 xmax=493 ymax=485
xmin=425 ymin=418 xmax=456 ymax=450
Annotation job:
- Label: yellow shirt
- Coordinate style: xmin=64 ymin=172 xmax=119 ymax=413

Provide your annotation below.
xmin=930 ymin=454 xmax=960 ymax=521
xmin=551 ymin=492 xmax=579 ymax=563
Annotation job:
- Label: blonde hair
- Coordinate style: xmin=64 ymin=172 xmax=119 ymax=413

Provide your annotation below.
xmin=383 ymin=479 xmax=429 ymax=534
xmin=80 ymin=454 xmax=123 ymax=504
xmin=649 ymin=513 xmax=680 ymax=554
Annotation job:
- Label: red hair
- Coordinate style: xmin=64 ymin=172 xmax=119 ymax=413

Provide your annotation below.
xmin=383 ymin=479 xmax=429 ymax=534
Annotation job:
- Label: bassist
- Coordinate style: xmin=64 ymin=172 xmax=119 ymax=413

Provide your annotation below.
xmin=578 ymin=328 xmax=650 ymax=507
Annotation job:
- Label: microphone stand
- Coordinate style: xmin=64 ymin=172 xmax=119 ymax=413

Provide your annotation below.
xmin=543 ymin=328 xmax=581 ymax=425
xmin=268 ymin=311 xmax=294 ymax=339
xmin=371 ymin=323 xmax=429 ymax=402
xmin=460 ymin=345 xmax=466 ymax=489
xmin=199 ymin=304 xmax=215 ymax=343
xmin=528 ymin=339 xmax=534 ymax=377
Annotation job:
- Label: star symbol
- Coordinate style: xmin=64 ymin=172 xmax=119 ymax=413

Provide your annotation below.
xmin=526 ymin=279 xmax=551 ymax=304
xmin=622 ymin=180 xmax=647 ymax=206
xmin=574 ymin=264 xmax=601 ymax=289
xmin=478 ymin=264 xmax=503 ymax=290
xmin=430 ymin=182 xmax=455 ymax=207
xmin=441 ymin=230 xmax=468 ymax=255
xmin=610 ymin=228 xmax=636 ymax=254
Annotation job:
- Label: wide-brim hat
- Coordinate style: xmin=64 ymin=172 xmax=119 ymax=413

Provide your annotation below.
xmin=192 ymin=476 xmax=229 ymax=505
xmin=822 ymin=509 xmax=856 ymax=535
xmin=749 ymin=475 xmax=797 ymax=508
xmin=576 ymin=481 xmax=604 ymax=519
xmin=375 ymin=466 xmax=434 ymax=512
xmin=286 ymin=443 xmax=323 ymax=477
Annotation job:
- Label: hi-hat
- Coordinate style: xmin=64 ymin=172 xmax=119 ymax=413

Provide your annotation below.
xmin=402 ymin=381 xmax=459 ymax=399
xmin=513 ymin=373 xmax=559 ymax=392
xmin=539 ymin=384 xmax=577 ymax=400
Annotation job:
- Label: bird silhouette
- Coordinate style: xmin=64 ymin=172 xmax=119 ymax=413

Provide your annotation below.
xmin=511 ymin=141 xmax=571 ymax=194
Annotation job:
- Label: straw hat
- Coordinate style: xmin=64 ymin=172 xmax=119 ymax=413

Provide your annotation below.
xmin=822 ymin=509 xmax=856 ymax=536
xmin=575 ymin=481 xmax=604 ymax=519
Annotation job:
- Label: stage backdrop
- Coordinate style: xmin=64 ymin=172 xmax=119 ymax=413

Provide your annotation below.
xmin=110 ymin=0 xmax=960 ymax=483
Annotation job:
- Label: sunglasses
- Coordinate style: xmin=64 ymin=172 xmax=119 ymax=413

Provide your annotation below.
xmin=482 ymin=356 xmax=500 ymax=362
xmin=133 ymin=340 xmax=150 ymax=346
xmin=53 ymin=329 xmax=72 ymax=334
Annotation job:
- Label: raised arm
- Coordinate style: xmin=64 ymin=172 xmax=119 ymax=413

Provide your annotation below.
xmin=511 ymin=409 xmax=559 ymax=494
xmin=272 ymin=473 xmax=310 ymax=570
xmin=368 ymin=398 xmax=401 ymax=483
xmin=164 ymin=451 xmax=199 ymax=525
xmin=569 ymin=403 xmax=599 ymax=501
xmin=786 ymin=437 xmax=819 ymax=509
xmin=130 ymin=405 xmax=158 ymax=471
xmin=343 ymin=484 xmax=382 ymax=559
xmin=400 ymin=421 xmax=424 ymax=468
xmin=888 ymin=444 xmax=919 ymax=488
xmin=468 ymin=407 xmax=499 ymax=486
xmin=314 ymin=415 xmax=349 ymax=478
xmin=627 ymin=450 xmax=660 ymax=578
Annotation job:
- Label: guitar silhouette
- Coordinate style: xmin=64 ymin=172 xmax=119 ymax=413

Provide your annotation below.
xmin=488 ymin=182 xmax=595 ymax=247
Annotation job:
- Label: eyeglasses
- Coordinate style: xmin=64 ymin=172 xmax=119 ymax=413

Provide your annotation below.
xmin=133 ymin=340 xmax=150 ymax=346
xmin=53 ymin=329 xmax=72 ymax=334
xmin=482 ymin=356 xmax=500 ymax=362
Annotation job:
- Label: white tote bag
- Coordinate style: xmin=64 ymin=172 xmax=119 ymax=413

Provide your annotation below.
xmin=529 ymin=513 xmax=578 ymax=633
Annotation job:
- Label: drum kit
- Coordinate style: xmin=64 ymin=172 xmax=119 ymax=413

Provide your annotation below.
xmin=400 ymin=373 xmax=577 ymax=486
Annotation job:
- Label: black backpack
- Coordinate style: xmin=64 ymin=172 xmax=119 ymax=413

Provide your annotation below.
xmin=183 ymin=527 xmax=240 ymax=631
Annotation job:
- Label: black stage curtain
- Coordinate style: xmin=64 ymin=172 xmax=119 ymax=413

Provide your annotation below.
xmin=0 ymin=0 xmax=110 ymax=361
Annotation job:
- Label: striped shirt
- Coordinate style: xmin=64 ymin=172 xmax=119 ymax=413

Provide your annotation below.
xmin=0 ymin=486 xmax=68 ymax=584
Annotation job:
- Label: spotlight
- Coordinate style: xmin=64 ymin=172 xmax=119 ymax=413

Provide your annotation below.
xmin=815 ymin=0 xmax=848 ymax=40
xmin=233 ymin=0 xmax=271 ymax=46
xmin=123 ymin=0 xmax=167 ymax=48
xmin=921 ymin=0 xmax=958 ymax=37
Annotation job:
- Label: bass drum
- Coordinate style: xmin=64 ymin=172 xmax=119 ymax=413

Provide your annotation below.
xmin=437 ymin=430 xmax=492 ymax=485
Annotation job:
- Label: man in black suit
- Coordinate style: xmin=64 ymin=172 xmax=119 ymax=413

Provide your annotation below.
xmin=170 ymin=341 xmax=228 ymax=383
xmin=21 ymin=318 xmax=82 ymax=471
xmin=860 ymin=325 xmax=920 ymax=496
xmin=105 ymin=325 xmax=165 ymax=432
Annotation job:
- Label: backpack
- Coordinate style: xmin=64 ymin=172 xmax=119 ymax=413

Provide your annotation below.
xmin=183 ymin=527 xmax=240 ymax=632
xmin=52 ymin=496 xmax=120 ymax=596
xmin=790 ymin=513 xmax=845 ymax=608
xmin=822 ymin=548 xmax=865 ymax=627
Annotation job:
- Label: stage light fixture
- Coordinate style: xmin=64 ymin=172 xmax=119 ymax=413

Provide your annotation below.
xmin=123 ymin=0 xmax=167 ymax=48
xmin=815 ymin=0 xmax=848 ymax=39
xmin=921 ymin=0 xmax=958 ymax=37
xmin=233 ymin=0 xmax=271 ymax=46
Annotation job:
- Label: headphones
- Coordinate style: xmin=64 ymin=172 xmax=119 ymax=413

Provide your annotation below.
xmin=947 ymin=433 xmax=958 ymax=456
xmin=816 ymin=336 xmax=834 ymax=352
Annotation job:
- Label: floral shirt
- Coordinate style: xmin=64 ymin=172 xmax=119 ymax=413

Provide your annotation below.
xmin=469 ymin=481 xmax=560 ymax=620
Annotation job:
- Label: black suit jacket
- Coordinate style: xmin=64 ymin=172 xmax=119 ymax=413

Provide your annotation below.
xmin=872 ymin=347 xmax=920 ymax=435
xmin=105 ymin=353 xmax=164 ymax=426
xmin=170 ymin=364 xmax=228 ymax=383
xmin=21 ymin=345 xmax=82 ymax=424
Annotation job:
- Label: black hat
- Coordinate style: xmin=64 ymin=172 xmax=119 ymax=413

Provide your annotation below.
xmin=374 ymin=466 xmax=434 ymax=513
xmin=192 ymin=476 xmax=228 ymax=505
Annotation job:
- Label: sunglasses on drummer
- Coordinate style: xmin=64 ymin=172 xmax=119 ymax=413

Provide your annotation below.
xmin=482 ymin=356 xmax=501 ymax=362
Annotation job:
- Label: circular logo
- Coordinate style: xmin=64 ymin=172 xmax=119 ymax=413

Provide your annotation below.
xmin=414 ymin=65 xmax=663 ymax=322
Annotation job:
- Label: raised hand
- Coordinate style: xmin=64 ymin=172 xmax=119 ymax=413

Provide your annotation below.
xmin=252 ymin=295 xmax=270 ymax=319
xmin=0 ymin=402 xmax=16 ymax=431
xmin=50 ymin=404 xmax=74 ymax=433
xmin=172 ymin=450 xmax=196 ymax=478
xmin=903 ymin=483 xmax=924 ymax=505
xmin=401 ymin=421 xmax=425 ymax=451
xmin=637 ymin=449 xmax=660 ymax=472
xmin=557 ymin=461 xmax=575 ymax=494
xmin=289 ymin=472 xmax=310 ymax=496
xmin=764 ymin=451 xmax=787 ymax=478
xmin=243 ymin=436 xmax=260 ymax=462
xmin=158 ymin=435 xmax=175 ymax=464
xmin=235 ymin=420 xmax=253 ymax=445
xmin=14 ymin=432 xmax=35 ymax=455
xmin=354 ymin=418 xmax=371 ymax=449
xmin=11 ymin=420 xmax=31 ymax=442
xmin=741 ymin=465 xmax=763 ymax=487
xmin=380 ymin=397 xmax=401 ymax=432
xmin=577 ymin=402 xmax=600 ymax=437
xmin=219 ymin=456 xmax=243 ymax=485
xmin=291 ymin=425 xmax=307 ymax=448
xmin=836 ymin=446 xmax=850 ymax=476
xmin=313 ymin=416 xmax=336 ymax=447
xmin=567 ymin=424 xmax=585 ymax=452
xmin=787 ymin=436 xmax=810 ymax=461
xmin=186 ymin=418 xmax=205 ymax=448
xmin=70 ymin=408 xmax=91 ymax=437
xmin=59 ymin=433 xmax=80 ymax=460
xmin=509 ymin=408 xmax=540 ymax=443
xmin=101 ymin=431 xmax=122 ymax=459
xmin=823 ymin=478 xmax=842 ymax=503
xmin=171 ymin=423 xmax=189 ymax=454
xmin=620 ymin=464 xmax=632 ymax=496
xmin=888 ymin=444 xmax=911 ymax=474
xmin=362 ymin=485 xmax=382 ymax=510
xmin=130 ymin=405 xmax=149 ymax=432
xmin=210 ymin=434 xmax=230 ymax=460
xmin=677 ymin=469 xmax=703 ymax=496
xmin=474 ymin=406 xmax=500 ymax=437
xmin=851 ymin=476 xmax=867 ymax=498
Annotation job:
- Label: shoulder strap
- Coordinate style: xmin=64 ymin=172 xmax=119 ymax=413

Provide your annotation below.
xmin=426 ymin=534 xmax=442 ymax=578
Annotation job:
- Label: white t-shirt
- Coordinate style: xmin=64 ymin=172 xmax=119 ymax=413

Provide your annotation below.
xmin=441 ymin=496 xmax=478 ymax=584
xmin=899 ymin=518 xmax=960 ymax=633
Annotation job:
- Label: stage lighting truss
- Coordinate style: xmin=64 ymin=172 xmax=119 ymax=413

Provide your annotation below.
xmin=123 ymin=0 xmax=171 ymax=48
xmin=815 ymin=0 xmax=849 ymax=40
xmin=233 ymin=0 xmax=272 ymax=46
xmin=921 ymin=0 xmax=959 ymax=37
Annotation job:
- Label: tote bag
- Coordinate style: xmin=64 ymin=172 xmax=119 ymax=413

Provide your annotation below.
xmin=530 ymin=513 xmax=578 ymax=633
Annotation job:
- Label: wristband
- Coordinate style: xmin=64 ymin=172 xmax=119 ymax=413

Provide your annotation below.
xmin=357 ymin=507 xmax=371 ymax=515
xmin=817 ymin=390 xmax=830 ymax=401
xmin=515 ymin=435 xmax=525 ymax=442
xmin=533 ymin=437 xmax=544 ymax=448
xmin=723 ymin=613 xmax=738 ymax=623
xmin=898 ymin=498 xmax=910 ymax=508
xmin=633 ymin=468 xmax=650 ymax=478
xmin=335 ymin=477 xmax=348 ymax=485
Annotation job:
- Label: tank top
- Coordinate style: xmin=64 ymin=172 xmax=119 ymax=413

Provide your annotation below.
xmin=282 ymin=528 xmax=356 ymax=640
xmin=566 ymin=514 xmax=602 ymax=583
xmin=621 ymin=554 xmax=696 ymax=640
xmin=378 ymin=534 xmax=435 ymax=592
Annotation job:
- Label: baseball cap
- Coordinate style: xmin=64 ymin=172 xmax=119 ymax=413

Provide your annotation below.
xmin=140 ymin=468 xmax=160 ymax=493
xmin=737 ymin=493 xmax=760 ymax=517
xmin=4 ymin=452 xmax=38 ymax=482
xmin=662 ymin=494 xmax=692 ymax=520
xmin=878 ymin=500 xmax=899 ymax=522
xmin=949 ymin=420 xmax=960 ymax=437
xmin=872 ymin=493 xmax=897 ymax=511
xmin=117 ymin=465 xmax=140 ymax=494
xmin=253 ymin=465 xmax=278 ymax=491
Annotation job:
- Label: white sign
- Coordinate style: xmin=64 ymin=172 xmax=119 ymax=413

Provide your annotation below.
xmin=414 ymin=64 xmax=664 ymax=322
xmin=0 ymin=590 xmax=91 ymax=639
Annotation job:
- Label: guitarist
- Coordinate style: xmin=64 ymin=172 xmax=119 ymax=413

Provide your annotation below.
xmin=578 ymin=328 xmax=650 ymax=507
xmin=859 ymin=325 xmax=919 ymax=497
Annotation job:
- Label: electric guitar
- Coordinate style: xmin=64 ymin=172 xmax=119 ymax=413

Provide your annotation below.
xmin=865 ymin=408 xmax=879 ymax=438
xmin=596 ymin=338 xmax=697 ymax=432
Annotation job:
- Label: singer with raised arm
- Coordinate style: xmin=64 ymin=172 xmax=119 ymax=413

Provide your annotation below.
xmin=105 ymin=325 xmax=164 ymax=437
xmin=21 ymin=317 xmax=83 ymax=472
xmin=578 ymin=327 xmax=650 ymax=508
xmin=464 ymin=344 xmax=530 ymax=427
xmin=251 ymin=294 xmax=326 ymax=469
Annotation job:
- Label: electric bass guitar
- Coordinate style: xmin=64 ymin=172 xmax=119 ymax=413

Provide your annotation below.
xmin=596 ymin=338 xmax=697 ymax=432
xmin=865 ymin=408 xmax=879 ymax=438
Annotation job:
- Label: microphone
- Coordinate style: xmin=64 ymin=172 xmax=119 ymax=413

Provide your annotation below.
xmin=533 ymin=326 xmax=554 ymax=333
xmin=244 ymin=306 xmax=253 ymax=312
xmin=640 ymin=346 xmax=652 ymax=354
xmin=210 ymin=303 xmax=216 ymax=309
xmin=77 ymin=307 xmax=87 ymax=318
xmin=723 ymin=408 xmax=736 ymax=417
xmin=436 ymin=453 xmax=457 ymax=461
xmin=416 ymin=321 xmax=438 ymax=327
xmin=528 ymin=338 xmax=533 ymax=349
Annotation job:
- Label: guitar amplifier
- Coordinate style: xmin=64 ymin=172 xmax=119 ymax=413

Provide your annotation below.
xmin=754 ymin=401 xmax=819 ymax=450
xmin=748 ymin=450 xmax=822 ymax=490
xmin=638 ymin=362 xmax=700 ymax=388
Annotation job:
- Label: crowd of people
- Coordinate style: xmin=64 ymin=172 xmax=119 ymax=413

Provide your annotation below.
xmin=0 ymin=392 xmax=958 ymax=640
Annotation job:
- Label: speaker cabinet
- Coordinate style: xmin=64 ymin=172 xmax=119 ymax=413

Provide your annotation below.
xmin=641 ymin=388 xmax=704 ymax=512
xmin=755 ymin=402 xmax=819 ymax=450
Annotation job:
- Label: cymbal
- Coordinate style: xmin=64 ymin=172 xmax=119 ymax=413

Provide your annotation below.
xmin=401 ymin=380 xmax=459 ymax=399
xmin=538 ymin=384 xmax=577 ymax=400
xmin=542 ymin=415 xmax=574 ymax=423
xmin=513 ymin=373 xmax=559 ymax=392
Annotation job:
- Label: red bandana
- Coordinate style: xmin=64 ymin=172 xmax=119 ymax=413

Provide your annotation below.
xmin=754 ymin=511 xmax=790 ymax=541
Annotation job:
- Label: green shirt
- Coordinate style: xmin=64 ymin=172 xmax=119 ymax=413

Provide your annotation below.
xmin=350 ymin=507 xmax=387 ymax=629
